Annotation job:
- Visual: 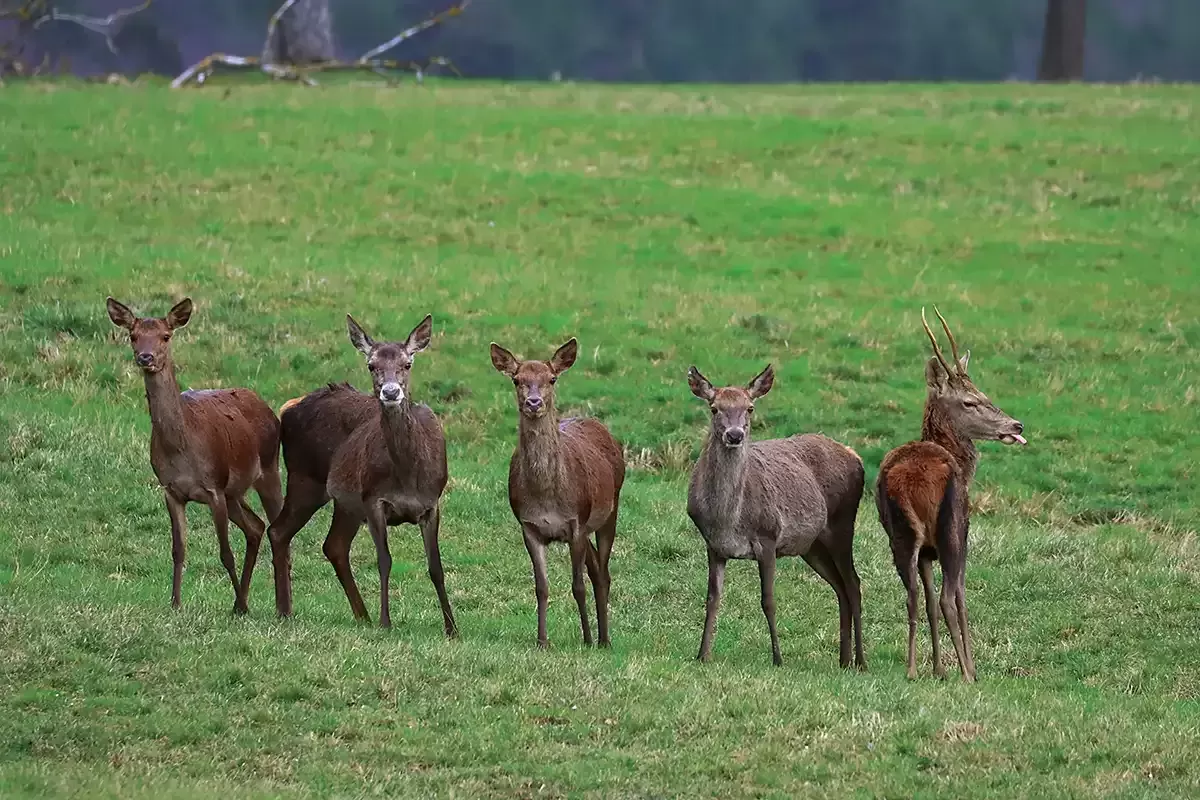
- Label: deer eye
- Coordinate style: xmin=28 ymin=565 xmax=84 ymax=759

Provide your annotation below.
xmin=512 ymin=378 xmax=519 ymax=386
xmin=550 ymin=377 xmax=557 ymax=385
xmin=710 ymin=406 xmax=718 ymax=415
xmin=962 ymin=400 xmax=979 ymax=409
xmin=747 ymin=406 xmax=755 ymax=414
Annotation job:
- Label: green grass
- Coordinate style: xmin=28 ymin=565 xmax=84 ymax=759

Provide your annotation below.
xmin=2 ymin=79 xmax=1199 ymax=798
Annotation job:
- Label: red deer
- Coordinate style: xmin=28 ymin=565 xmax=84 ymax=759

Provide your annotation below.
xmin=266 ymin=314 xmax=457 ymax=637
xmin=686 ymin=364 xmax=866 ymax=668
xmin=876 ymin=307 xmax=1026 ymax=682
xmin=105 ymin=297 xmax=283 ymax=614
xmin=490 ymin=339 xmax=625 ymax=649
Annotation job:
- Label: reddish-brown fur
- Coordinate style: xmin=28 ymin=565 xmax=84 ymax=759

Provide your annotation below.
xmin=106 ymin=297 xmax=283 ymax=614
xmin=686 ymin=364 xmax=866 ymax=668
xmin=876 ymin=307 xmax=1026 ymax=682
xmin=490 ymin=338 xmax=625 ymax=648
xmin=266 ymin=314 xmax=456 ymax=636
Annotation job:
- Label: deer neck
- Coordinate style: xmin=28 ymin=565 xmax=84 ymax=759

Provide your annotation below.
xmin=922 ymin=397 xmax=978 ymax=485
xmin=517 ymin=411 xmax=566 ymax=492
xmin=142 ymin=363 xmax=189 ymax=454
xmin=697 ymin=431 xmax=750 ymax=523
xmin=380 ymin=401 xmax=417 ymax=473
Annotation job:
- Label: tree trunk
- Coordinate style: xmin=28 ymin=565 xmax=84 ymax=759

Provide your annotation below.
xmin=1038 ymin=0 xmax=1087 ymax=81
xmin=264 ymin=0 xmax=334 ymax=66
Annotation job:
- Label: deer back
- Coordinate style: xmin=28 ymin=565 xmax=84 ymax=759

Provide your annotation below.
xmin=155 ymin=388 xmax=279 ymax=496
xmin=279 ymin=382 xmax=377 ymax=485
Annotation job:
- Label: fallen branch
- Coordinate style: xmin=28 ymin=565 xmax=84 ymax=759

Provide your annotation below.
xmin=172 ymin=0 xmax=468 ymax=89
xmin=30 ymin=0 xmax=153 ymax=55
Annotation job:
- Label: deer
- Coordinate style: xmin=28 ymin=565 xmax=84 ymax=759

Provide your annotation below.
xmin=105 ymin=297 xmax=283 ymax=615
xmin=686 ymin=364 xmax=866 ymax=669
xmin=265 ymin=314 xmax=457 ymax=637
xmin=489 ymin=338 xmax=625 ymax=649
xmin=876 ymin=307 xmax=1026 ymax=683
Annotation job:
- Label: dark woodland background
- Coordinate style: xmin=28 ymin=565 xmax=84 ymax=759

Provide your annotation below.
xmin=4 ymin=0 xmax=1198 ymax=82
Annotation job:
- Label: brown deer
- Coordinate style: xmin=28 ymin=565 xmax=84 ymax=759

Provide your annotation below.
xmin=266 ymin=314 xmax=456 ymax=637
xmin=490 ymin=339 xmax=625 ymax=649
xmin=876 ymin=307 xmax=1026 ymax=683
xmin=105 ymin=297 xmax=283 ymax=614
xmin=686 ymin=364 xmax=866 ymax=668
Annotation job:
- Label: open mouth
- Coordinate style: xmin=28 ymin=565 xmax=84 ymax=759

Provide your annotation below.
xmin=999 ymin=433 xmax=1027 ymax=446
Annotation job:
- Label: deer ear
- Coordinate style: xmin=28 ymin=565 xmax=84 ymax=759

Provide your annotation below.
xmin=925 ymin=357 xmax=951 ymax=392
xmin=550 ymin=338 xmax=578 ymax=374
xmin=346 ymin=315 xmax=374 ymax=357
xmin=687 ymin=366 xmax=715 ymax=402
xmin=958 ymin=349 xmax=970 ymax=373
xmin=106 ymin=297 xmax=135 ymax=330
xmin=165 ymin=298 xmax=193 ymax=330
xmin=405 ymin=314 xmax=433 ymax=355
xmin=490 ymin=343 xmax=519 ymax=377
xmin=747 ymin=363 xmax=774 ymax=399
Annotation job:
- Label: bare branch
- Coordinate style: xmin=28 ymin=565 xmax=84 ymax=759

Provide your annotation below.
xmin=30 ymin=0 xmax=153 ymax=55
xmin=260 ymin=0 xmax=298 ymax=64
xmin=360 ymin=0 xmax=470 ymax=62
xmin=171 ymin=54 xmax=459 ymax=89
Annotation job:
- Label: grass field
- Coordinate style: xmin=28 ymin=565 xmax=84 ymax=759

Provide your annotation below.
xmin=1 ymin=79 xmax=1199 ymax=798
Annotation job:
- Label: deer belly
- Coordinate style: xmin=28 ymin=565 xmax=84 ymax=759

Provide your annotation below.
xmin=521 ymin=511 xmax=575 ymax=542
xmin=381 ymin=496 xmax=430 ymax=526
xmin=704 ymin=530 xmax=756 ymax=560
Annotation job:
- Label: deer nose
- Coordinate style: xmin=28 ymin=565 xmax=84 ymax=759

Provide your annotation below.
xmin=524 ymin=396 xmax=544 ymax=413
xmin=135 ymin=352 xmax=154 ymax=367
xmin=723 ymin=428 xmax=745 ymax=446
xmin=1014 ymin=420 xmax=1024 ymax=434
xmin=380 ymin=383 xmax=402 ymax=403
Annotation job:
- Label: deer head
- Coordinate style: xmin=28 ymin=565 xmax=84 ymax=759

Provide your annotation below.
xmin=347 ymin=313 xmax=432 ymax=408
xmin=106 ymin=297 xmax=192 ymax=374
xmin=687 ymin=364 xmax=774 ymax=448
xmin=922 ymin=307 xmax=1026 ymax=446
xmin=490 ymin=338 xmax=577 ymax=419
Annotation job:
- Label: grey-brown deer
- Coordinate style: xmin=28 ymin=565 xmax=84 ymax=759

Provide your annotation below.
xmin=266 ymin=314 xmax=457 ymax=637
xmin=490 ymin=338 xmax=625 ymax=649
xmin=686 ymin=364 xmax=866 ymax=668
xmin=106 ymin=297 xmax=283 ymax=614
xmin=876 ymin=307 xmax=1026 ymax=683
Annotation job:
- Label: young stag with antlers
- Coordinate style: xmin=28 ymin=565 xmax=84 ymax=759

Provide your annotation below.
xmin=106 ymin=297 xmax=283 ymax=614
xmin=266 ymin=314 xmax=457 ymax=637
xmin=686 ymin=364 xmax=866 ymax=668
xmin=876 ymin=308 xmax=1026 ymax=683
xmin=490 ymin=339 xmax=625 ymax=649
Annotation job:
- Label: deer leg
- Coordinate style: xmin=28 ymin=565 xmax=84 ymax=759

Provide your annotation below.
xmin=364 ymin=503 xmax=393 ymax=630
xmin=918 ymin=552 xmax=944 ymax=679
xmin=697 ymin=548 xmax=726 ymax=663
xmin=228 ymin=496 xmax=266 ymax=615
xmin=254 ymin=466 xmax=285 ymax=526
xmin=757 ymin=546 xmax=784 ymax=667
xmin=164 ymin=491 xmax=188 ymax=609
xmin=893 ymin=544 xmax=921 ymax=680
xmin=420 ymin=505 xmax=458 ymax=639
xmin=323 ymin=504 xmax=370 ymax=623
xmin=956 ymin=581 xmax=977 ymax=681
xmin=266 ymin=476 xmax=326 ymax=618
xmin=802 ymin=544 xmax=851 ymax=668
xmin=569 ymin=529 xmax=593 ymax=647
xmin=832 ymin=543 xmax=867 ymax=671
xmin=207 ymin=493 xmax=243 ymax=614
xmin=522 ymin=525 xmax=550 ymax=649
xmin=589 ymin=513 xmax=616 ymax=648
xmin=938 ymin=557 xmax=973 ymax=683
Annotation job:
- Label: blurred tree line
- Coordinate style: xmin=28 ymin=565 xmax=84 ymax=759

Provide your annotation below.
xmin=7 ymin=0 xmax=1200 ymax=81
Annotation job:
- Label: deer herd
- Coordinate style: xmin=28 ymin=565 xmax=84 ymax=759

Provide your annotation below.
xmin=106 ymin=296 xmax=1026 ymax=683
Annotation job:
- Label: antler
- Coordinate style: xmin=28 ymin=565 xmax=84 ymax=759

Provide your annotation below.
xmin=921 ymin=307 xmax=954 ymax=376
xmin=932 ymin=305 xmax=964 ymax=374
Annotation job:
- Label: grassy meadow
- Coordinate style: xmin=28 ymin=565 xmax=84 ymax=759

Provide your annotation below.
xmin=1 ymin=80 xmax=1199 ymax=798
